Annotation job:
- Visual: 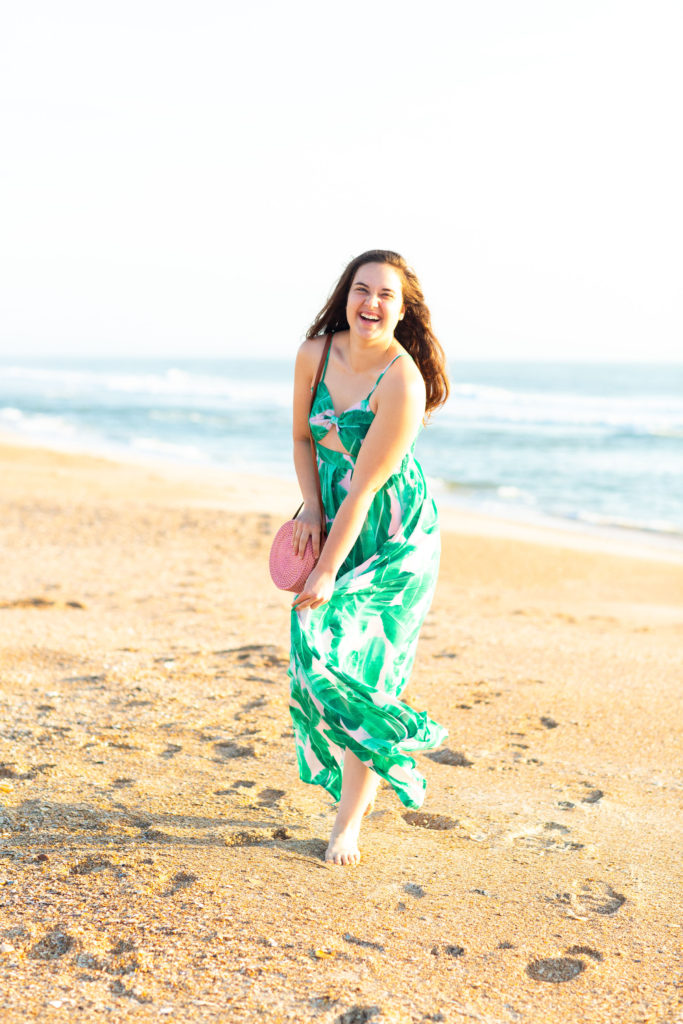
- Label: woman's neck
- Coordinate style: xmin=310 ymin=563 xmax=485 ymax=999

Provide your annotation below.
xmin=345 ymin=329 xmax=398 ymax=373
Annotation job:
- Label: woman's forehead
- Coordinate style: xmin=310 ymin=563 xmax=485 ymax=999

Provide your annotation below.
xmin=351 ymin=262 xmax=403 ymax=290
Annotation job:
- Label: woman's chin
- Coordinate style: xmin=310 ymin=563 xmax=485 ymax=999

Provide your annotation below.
xmin=355 ymin=317 xmax=388 ymax=337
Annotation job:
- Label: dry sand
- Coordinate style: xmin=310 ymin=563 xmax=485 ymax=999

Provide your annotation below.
xmin=0 ymin=441 xmax=681 ymax=1023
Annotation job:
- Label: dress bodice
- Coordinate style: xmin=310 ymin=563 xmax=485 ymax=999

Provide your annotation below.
xmin=309 ymin=382 xmax=377 ymax=459
xmin=308 ymin=343 xmax=404 ymax=460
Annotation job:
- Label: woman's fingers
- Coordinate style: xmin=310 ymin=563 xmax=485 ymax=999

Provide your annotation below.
xmin=291 ymin=567 xmax=332 ymax=611
xmin=291 ymin=527 xmax=305 ymax=557
xmin=292 ymin=587 xmax=325 ymax=611
xmin=291 ymin=585 xmax=308 ymax=610
xmin=293 ymin=587 xmax=314 ymax=608
xmin=291 ymin=524 xmax=321 ymax=558
xmin=298 ymin=531 xmax=310 ymax=557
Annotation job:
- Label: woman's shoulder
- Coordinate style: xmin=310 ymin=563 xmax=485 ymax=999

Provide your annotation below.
xmin=297 ymin=332 xmax=337 ymax=367
xmin=388 ymin=348 xmax=425 ymax=392
xmin=373 ymin=347 xmax=425 ymax=411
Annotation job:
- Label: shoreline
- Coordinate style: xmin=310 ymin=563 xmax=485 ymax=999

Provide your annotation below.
xmin=2 ymin=431 xmax=682 ymax=566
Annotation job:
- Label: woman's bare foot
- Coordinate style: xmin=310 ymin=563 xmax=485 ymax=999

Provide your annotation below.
xmin=325 ymin=824 xmax=361 ymax=866
xmin=325 ymin=750 xmax=378 ymax=867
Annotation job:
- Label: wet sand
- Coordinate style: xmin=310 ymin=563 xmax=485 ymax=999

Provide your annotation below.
xmin=0 ymin=442 xmax=681 ymax=1023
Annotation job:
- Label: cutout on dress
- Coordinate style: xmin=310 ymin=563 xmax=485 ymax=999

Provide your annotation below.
xmin=318 ymin=422 xmax=352 ymax=455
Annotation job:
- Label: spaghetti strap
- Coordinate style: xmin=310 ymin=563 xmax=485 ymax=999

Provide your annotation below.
xmin=367 ymin=352 xmax=404 ymax=397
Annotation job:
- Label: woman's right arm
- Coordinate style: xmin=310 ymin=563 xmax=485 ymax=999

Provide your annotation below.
xmin=291 ymin=338 xmax=324 ymax=558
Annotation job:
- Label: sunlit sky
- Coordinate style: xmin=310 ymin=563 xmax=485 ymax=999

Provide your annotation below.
xmin=1 ymin=1 xmax=681 ymax=362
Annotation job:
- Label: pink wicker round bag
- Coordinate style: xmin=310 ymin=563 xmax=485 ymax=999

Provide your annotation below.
xmin=269 ymin=518 xmax=317 ymax=593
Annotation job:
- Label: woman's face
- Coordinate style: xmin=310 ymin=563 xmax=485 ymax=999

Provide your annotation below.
xmin=346 ymin=262 xmax=405 ymax=341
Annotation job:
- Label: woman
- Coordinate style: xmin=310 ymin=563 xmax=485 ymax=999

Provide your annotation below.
xmin=288 ymin=249 xmax=449 ymax=866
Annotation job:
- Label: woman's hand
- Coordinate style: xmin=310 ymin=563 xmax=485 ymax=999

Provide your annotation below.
xmin=291 ymin=565 xmax=336 ymax=611
xmin=291 ymin=504 xmax=323 ymax=559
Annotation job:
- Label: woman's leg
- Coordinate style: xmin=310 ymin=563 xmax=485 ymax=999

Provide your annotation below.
xmin=326 ymin=749 xmax=379 ymax=866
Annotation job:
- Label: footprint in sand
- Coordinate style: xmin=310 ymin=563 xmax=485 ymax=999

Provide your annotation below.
xmin=109 ymin=979 xmax=151 ymax=1003
xmin=581 ymin=788 xmax=604 ymax=804
xmin=225 ymin=830 xmax=268 ymax=847
xmin=431 ymin=944 xmax=465 ymax=958
xmin=213 ymin=740 xmax=255 ymax=760
xmin=426 ymin=748 xmax=474 ymax=768
xmin=506 ymin=821 xmax=584 ymax=853
xmin=559 ymin=780 xmax=606 ymax=806
xmin=343 ymin=934 xmax=385 ymax=952
xmin=159 ymin=744 xmax=182 ymax=759
xmin=29 ymin=928 xmax=77 ymax=959
xmin=79 ymin=939 xmax=142 ymax=983
xmin=0 ymin=596 xmax=85 ymax=610
xmin=526 ymin=956 xmax=584 ymax=982
xmin=551 ymin=880 xmax=626 ymax=916
xmin=70 ymin=855 xmax=116 ymax=876
xmin=0 ymin=597 xmax=54 ymax=609
xmin=574 ymin=880 xmax=625 ymax=915
xmin=225 ymin=828 xmax=292 ymax=847
xmin=238 ymin=697 xmax=269 ymax=716
xmin=214 ymin=644 xmax=289 ymax=671
xmin=111 ymin=778 xmax=134 ymax=789
xmin=162 ymin=871 xmax=198 ymax=896
xmin=141 ymin=828 xmax=173 ymax=843
xmin=566 ymin=944 xmax=603 ymax=961
xmin=336 ymin=1005 xmax=382 ymax=1024
xmin=403 ymin=811 xmax=458 ymax=831
xmin=257 ymin=788 xmax=286 ymax=807
xmin=129 ymin=815 xmax=153 ymax=829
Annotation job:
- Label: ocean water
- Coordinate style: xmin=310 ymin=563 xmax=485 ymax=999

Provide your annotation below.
xmin=1 ymin=357 xmax=682 ymax=550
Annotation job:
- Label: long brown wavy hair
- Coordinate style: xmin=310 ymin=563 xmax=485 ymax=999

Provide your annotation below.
xmin=307 ymin=250 xmax=449 ymax=415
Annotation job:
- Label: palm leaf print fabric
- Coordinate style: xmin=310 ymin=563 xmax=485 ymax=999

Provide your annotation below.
xmin=288 ymin=347 xmax=447 ymax=809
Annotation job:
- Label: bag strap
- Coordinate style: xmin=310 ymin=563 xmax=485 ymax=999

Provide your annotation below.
xmin=311 ymin=333 xmax=333 ymax=404
xmin=309 ymin=334 xmax=332 ymax=537
xmin=294 ymin=333 xmax=333 ymax=533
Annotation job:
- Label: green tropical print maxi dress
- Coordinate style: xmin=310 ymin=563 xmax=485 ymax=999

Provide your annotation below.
xmin=288 ymin=342 xmax=448 ymax=810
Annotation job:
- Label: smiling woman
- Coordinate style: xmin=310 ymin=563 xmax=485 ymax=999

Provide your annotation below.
xmin=286 ymin=250 xmax=450 ymax=866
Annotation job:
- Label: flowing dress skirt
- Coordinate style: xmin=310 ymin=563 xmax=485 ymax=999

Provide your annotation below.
xmin=288 ymin=443 xmax=447 ymax=809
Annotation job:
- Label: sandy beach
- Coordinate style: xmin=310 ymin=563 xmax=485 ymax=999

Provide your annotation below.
xmin=0 ymin=440 xmax=681 ymax=1023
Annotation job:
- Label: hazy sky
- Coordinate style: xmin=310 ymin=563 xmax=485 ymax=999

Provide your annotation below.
xmin=1 ymin=1 xmax=681 ymax=362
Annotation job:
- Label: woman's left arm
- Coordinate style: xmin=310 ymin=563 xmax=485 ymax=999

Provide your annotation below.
xmin=292 ymin=361 xmax=425 ymax=610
